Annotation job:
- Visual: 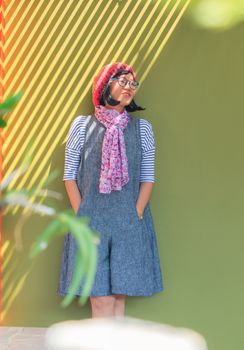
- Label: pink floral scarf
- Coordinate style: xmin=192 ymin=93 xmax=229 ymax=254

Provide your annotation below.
xmin=94 ymin=105 xmax=130 ymax=193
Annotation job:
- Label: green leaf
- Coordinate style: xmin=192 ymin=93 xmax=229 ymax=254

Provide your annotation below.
xmin=0 ymin=91 xmax=23 ymax=114
xmin=78 ymin=236 xmax=98 ymax=305
xmin=29 ymin=219 xmax=62 ymax=258
xmin=0 ymin=119 xmax=7 ymax=128
xmin=29 ymin=210 xmax=99 ymax=307
xmin=59 ymin=213 xmax=99 ymax=306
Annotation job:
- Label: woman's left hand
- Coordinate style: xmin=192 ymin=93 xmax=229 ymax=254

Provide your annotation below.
xmin=136 ymin=204 xmax=144 ymax=220
xmin=136 ymin=182 xmax=153 ymax=220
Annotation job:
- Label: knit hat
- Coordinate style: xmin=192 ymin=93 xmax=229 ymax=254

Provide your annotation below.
xmin=92 ymin=62 xmax=136 ymax=107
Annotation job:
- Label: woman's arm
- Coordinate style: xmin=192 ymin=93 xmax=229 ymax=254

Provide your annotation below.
xmin=136 ymin=182 xmax=154 ymax=219
xmin=64 ymin=180 xmax=82 ymax=214
xmin=137 ymin=118 xmax=156 ymax=219
xmin=63 ymin=116 xmax=87 ymax=214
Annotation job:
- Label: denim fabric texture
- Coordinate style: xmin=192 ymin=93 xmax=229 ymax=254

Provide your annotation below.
xmin=58 ymin=114 xmax=164 ymax=296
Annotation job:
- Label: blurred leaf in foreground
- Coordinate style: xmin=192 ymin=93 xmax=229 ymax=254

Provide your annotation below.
xmin=0 ymin=91 xmax=23 ymax=116
xmin=0 ymin=90 xmax=99 ymax=306
xmin=29 ymin=210 xmax=100 ymax=306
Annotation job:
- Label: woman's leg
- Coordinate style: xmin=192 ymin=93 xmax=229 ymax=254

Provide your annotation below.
xmin=90 ymin=295 xmax=116 ymax=318
xmin=114 ymin=294 xmax=126 ymax=317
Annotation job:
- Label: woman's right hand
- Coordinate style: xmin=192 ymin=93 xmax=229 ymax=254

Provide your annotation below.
xmin=75 ymin=200 xmax=83 ymax=215
xmin=64 ymin=180 xmax=82 ymax=215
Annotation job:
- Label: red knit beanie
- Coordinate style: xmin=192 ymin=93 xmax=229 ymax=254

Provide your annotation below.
xmin=92 ymin=62 xmax=136 ymax=107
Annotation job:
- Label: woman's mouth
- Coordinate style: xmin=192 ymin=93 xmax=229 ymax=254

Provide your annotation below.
xmin=121 ymin=92 xmax=132 ymax=98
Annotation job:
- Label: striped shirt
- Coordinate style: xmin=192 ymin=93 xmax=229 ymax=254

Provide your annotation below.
xmin=63 ymin=116 xmax=155 ymax=182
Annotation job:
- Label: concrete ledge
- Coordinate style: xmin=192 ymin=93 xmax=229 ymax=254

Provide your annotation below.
xmin=0 ymin=327 xmax=47 ymax=350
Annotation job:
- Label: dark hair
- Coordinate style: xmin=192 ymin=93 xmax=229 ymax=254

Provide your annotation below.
xmin=100 ymin=70 xmax=145 ymax=112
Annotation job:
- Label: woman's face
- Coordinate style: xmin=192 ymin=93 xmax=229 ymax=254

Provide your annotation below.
xmin=106 ymin=73 xmax=137 ymax=111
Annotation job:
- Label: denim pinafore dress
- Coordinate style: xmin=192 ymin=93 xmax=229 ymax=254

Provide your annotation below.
xmin=58 ymin=115 xmax=164 ymax=296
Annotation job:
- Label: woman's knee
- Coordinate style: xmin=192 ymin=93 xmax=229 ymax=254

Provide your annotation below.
xmin=114 ymin=294 xmax=126 ymax=301
xmin=90 ymin=295 xmax=115 ymax=309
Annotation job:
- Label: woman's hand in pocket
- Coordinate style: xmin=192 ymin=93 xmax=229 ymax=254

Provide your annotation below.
xmin=136 ymin=203 xmax=144 ymax=220
xmin=64 ymin=180 xmax=83 ymax=215
xmin=135 ymin=182 xmax=153 ymax=220
xmin=75 ymin=200 xmax=82 ymax=215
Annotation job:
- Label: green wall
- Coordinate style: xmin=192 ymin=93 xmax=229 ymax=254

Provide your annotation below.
xmin=3 ymin=8 xmax=244 ymax=350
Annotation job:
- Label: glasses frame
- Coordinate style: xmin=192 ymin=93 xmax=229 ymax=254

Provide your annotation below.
xmin=110 ymin=77 xmax=139 ymax=90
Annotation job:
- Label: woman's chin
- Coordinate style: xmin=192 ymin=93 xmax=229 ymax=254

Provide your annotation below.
xmin=120 ymin=97 xmax=133 ymax=107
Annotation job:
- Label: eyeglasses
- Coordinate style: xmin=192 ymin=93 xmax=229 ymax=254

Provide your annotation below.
xmin=110 ymin=77 xmax=139 ymax=90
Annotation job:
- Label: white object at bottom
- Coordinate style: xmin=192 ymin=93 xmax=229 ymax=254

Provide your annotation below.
xmin=45 ymin=316 xmax=208 ymax=350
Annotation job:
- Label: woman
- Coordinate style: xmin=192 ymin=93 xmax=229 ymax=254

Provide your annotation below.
xmin=58 ymin=62 xmax=164 ymax=318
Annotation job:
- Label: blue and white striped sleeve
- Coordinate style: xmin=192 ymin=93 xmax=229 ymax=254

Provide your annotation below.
xmin=63 ymin=116 xmax=87 ymax=181
xmin=139 ymin=118 xmax=155 ymax=183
